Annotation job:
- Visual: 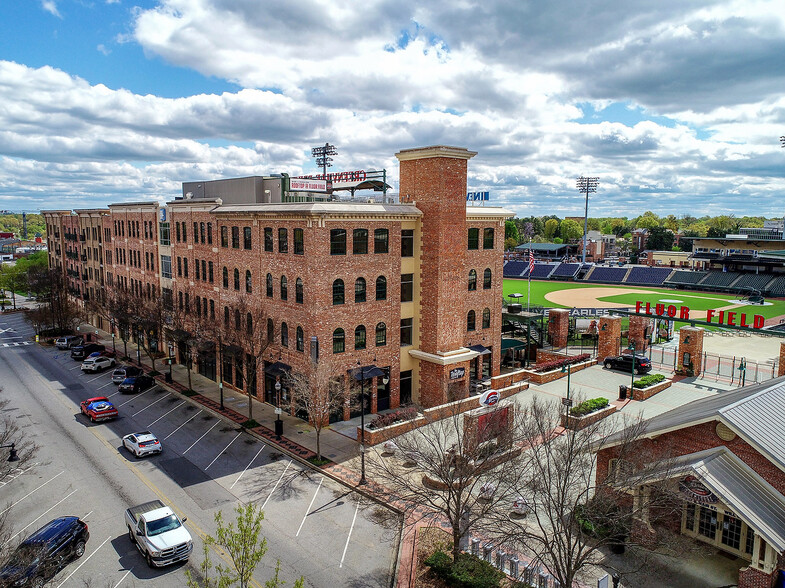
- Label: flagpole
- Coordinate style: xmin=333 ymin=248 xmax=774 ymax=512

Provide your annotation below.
xmin=527 ymin=239 xmax=532 ymax=312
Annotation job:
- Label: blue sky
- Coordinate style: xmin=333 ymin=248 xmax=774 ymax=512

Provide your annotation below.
xmin=0 ymin=0 xmax=784 ymax=217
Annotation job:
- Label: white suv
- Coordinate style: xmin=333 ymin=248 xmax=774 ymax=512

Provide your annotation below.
xmin=81 ymin=356 xmax=116 ymax=373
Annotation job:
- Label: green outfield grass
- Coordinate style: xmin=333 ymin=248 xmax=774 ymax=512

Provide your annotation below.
xmin=503 ymin=279 xmax=785 ymax=320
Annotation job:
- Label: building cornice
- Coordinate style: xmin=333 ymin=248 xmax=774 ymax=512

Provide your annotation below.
xmin=395 ymin=145 xmax=477 ymax=162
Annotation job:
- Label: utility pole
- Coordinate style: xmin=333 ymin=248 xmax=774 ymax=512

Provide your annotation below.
xmin=576 ymin=176 xmax=599 ymax=264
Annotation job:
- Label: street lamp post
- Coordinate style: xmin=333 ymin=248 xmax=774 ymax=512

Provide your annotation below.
xmin=560 ymin=363 xmax=573 ymax=419
xmin=357 ymin=362 xmax=368 ymax=485
xmin=0 ymin=443 xmax=19 ymax=462
xmin=627 ymin=340 xmax=636 ymax=400
xmin=110 ymin=318 xmax=116 ymax=354
xmin=576 ymin=176 xmax=599 ymax=265
xmin=167 ymin=343 xmax=174 ymax=383
xmin=274 ymin=379 xmax=283 ymax=440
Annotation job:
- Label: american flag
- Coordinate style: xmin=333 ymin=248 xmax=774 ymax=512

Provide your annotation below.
xmin=528 ymin=248 xmax=535 ymax=275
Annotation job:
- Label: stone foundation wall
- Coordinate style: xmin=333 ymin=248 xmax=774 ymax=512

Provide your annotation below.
xmin=630 ymin=379 xmax=672 ymax=401
xmin=560 ymin=404 xmax=617 ymax=430
xmin=737 ymin=566 xmax=772 ymax=588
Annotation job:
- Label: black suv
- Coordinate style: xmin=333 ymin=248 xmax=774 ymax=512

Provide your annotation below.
xmin=0 ymin=517 xmax=89 ymax=587
xmin=118 ymin=374 xmax=156 ymax=394
xmin=70 ymin=343 xmax=105 ymax=361
xmin=603 ymin=353 xmax=652 ymax=375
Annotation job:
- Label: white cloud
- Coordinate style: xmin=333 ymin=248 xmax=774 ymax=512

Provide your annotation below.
xmin=41 ymin=0 xmax=61 ymax=18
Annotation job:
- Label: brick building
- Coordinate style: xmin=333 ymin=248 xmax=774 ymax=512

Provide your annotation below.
xmin=43 ymin=145 xmax=511 ymax=421
xmin=596 ymin=377 xmax=785 ymax=588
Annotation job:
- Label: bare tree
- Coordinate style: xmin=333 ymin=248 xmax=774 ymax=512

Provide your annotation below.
xmin=168 ymin=284 xmax=214 ymax=393
xmin=365 ymin=401 xmax=523 ymax=561
xmin=26 ymin=268 xmax=84 ymax=334
xmin=130 ymin=295 xmax=166 ymax=373
xmin=105 ymin=287 xmax=135 ymax=360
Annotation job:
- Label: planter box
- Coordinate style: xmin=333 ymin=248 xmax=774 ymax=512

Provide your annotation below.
xmin=561 ymin=404 xmax=617 ymax=430
xmin=630 ymin=378 xmax=672 ymax=401
xmin=521 ymin=359 xmax=596 ymax=384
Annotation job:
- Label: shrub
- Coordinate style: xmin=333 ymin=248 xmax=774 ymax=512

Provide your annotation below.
xmin=570 ymin=397 xmax=609 ymax=417
xmin=532 ymin=353 xmax=591 ymax=373
xmin=633 ymin=373 xmax=666 ymax=389
xmin=368 ymin=406 xmax=418 ymax=430
xmin=425 ymin=550 xmax=505 ymax=588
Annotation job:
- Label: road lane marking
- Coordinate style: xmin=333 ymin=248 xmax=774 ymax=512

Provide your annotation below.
xmin=5 ymin=489 xmax=78 ymax=544
xmin=296 ymin=476 xmax=323 ymax=537
xmin=147 ymin=400 xmax=186 ymax=427
xmin=131 ymin=392 xmax=171 ymax=417
xmin=55 ymin=535 xmax=111 ymax=588
xmin=163 ymin=409 xmax=203 ymax=440
xmin=87 ymin=373 xmax=106 ymax=382
xmin=0 ymin=464 xmax=36 ymax=488
xmin=183 ymin=420 xmax=220 ymax=454
xmin=205 ymin=432 xmax=242 ymax=470
xmin=230 ymin=445 xmax=266 ymax=489
xmin=97 ymin=381 xmax=113 ymax=390
xmin=339 ymin=498 xmax=361 ymax=568
xmin=117 ymin=388 xmax=156 ymax=407
xmin=69 ymin=365 xmax=82 ymax=371
xmin=112 ymin=569 xmax=133 ymax=588
xmin=0 ymin=471 xmax=64 ymax=515
xmin=261 ymin=460 xmax=292 ymax=510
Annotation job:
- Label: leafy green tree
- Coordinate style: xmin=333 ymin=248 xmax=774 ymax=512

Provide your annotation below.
xmin=559 ymin=219 xmax=583 ymax=241
xmin=505 ymin=220 xmax=519 ymax=244
xmin=645 ymin=226 xmax=675 ymax=251
xmin=504 ymin=237 xmax=518 ymax=251
xmin=634 ymin=212 xmax=660 ymax=230
xmin=544 ymin=218 xmax=559 ymax=239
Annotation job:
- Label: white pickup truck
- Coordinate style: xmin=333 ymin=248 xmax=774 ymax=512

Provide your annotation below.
xmin=125 ymin=500 xmax=193 ymax=567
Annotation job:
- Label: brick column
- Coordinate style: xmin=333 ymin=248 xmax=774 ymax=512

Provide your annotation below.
xmin=628 ymin=315 xmax=651 ymax=353
xmin=547 ymin=309 xmax=570 ymax=349
xmin=779 ymin=342 xmax=785 ymax=377
xmin=677 ymin=326 xmax=704 ymax=376
xmin=597 ymin=316 xmax=621 ymax=360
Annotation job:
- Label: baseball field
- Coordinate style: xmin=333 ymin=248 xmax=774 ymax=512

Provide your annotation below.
xmin=503 ymin=279 xmax=785 ymax=324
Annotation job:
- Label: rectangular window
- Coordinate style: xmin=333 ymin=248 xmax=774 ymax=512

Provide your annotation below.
xmin=483 ymin=227 xmax=495 ymax=249
xmin=200 ymin=222 xmax=206 ymax=244
xmin=468 ymin=228 xmax=479 ymax=250
xmin=183 ymin=257 xmax=189 ymax=278
xmin=221 ymin=226 xmax=228 ymax=247
xmin=177 ymin=256 xmax=182 ymax=277
xmin=294 ymin=228 xmax=304 ymax=254
xmin=244 ymin=226 xmax=252 ymax=250
xmin=231 ymin=226 xmax=240 ymax=248
xmin=353 ymin=229 xmax=368 ymax=254
xmin=278 ymin=228 xmax=288 ymax=253
xmin=193 ymin=222 xmax=199 ymax=243
xmin=374 ymin=229 xmax=388 ymax=253
xmin=162 ymin=288 xmax=173 ymax=310
xmin=330 ymin=229 xmax=346 ymax=255
xmin=161 ymin=255 xmax=172 ymax=279
xmin=401 ymin=229 xmax=414 ymax=257
xmin=207 ymin=222 xmax=213 ymax=244
xmin=208 ymin=261 xmax=214 ymax=283
xmin=400 ymin=318 xmax=413 ymax=346
xmin=264 ymin=228 xmax=273 ymax=252
xmin=195 ymin=259 xmax=200 ymax=280
xmin=182 ymin=222 xmax=187 ymax=243
xmin=201 ymin=260 xmax=207 ymax=282
xmin=401 ymin=273 xmax=413 ymax=302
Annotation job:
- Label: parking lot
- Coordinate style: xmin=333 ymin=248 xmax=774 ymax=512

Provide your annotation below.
xmin=0 ymin=312 xmax=399 ymax=587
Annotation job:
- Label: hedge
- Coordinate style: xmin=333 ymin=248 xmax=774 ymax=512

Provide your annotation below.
xmin=424 ymin=550 xmax=506 ymax=588
xmin=533 ymin=353 xmax=591 ymax=373
xmin=633 ymin=373 xmax=666 ymax=389
xmin=368 ymin=405 xmax=418 ymax=430
xmin=570 ymin=397 xmax=609 ymax=417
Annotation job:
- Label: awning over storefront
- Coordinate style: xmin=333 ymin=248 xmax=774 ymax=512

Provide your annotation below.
xmin=169 ymin=328 xmax=191 ymax=341
xmin=223 ymin=344 xmax=245 ymax=358
xmin=197 ymin=340 xmax=215 ymax=352
xmin=468 ymin=344 xmax=492 ymax=355
xmin=630 ymin=446 xmax=785 ymax=552
xmin=501 ymin=339 xmax=527 ymax=352
xmin=264 ymin=361 xmax=292 ymax=378
xmin=352 ymin=365 xmax=385 ymax=381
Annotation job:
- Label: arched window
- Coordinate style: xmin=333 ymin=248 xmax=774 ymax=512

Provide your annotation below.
xmin=296 ymin=278 xmax=303 ymax=304
xmin=296 ymin=326 xmax=304 ymax=352
xmin=375 ymin=322 xmax=386 ymax=346
xmin=235 ymin=309 xmax=241 ymax=330
xmin=332 ymin=279 xmax=345 ymax=305
xmin=246 ymin=270 xmax=252 ymax=293
xmin=247 ymin=312 xmax=253 ymax=335
xmin=355 ymin=325 xmax=366 ymax=350
xmin=482 ymin=307 xmax=491 ymax=329
xmin=266 ymin=273 xmax=273 ymax=297
xmin=222 ymin=266 xmax=229 ymax=288
xmin=224 ymin=306 xmax=230 ymax=327
xmin=267 ymin=318 xmax=274 ymax=343
xmin=375 ymin=276 xmax=387 ymax=301
xmin=468 ymin=269 xmax=477 ymax=291
xmin=483 ymin=268 xmax=492 ymax=289
xmin=467 ymin=310 xmax=476 ymax=331
xmin=234 ymin=268 xmax=240 ymax=290
xmin=281 ymin=322 xmax=289 ymax=347
xmin=355 ymin=277 xmax=366 ymax=303
xmin=280 ymin=276 xmax=288 ymax=301
xmin=333 ymin=328 xmax=345 ymax=353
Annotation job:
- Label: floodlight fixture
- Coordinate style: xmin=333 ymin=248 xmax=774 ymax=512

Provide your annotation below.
xmin=311 ymin=142 xmax=338 ymax=179
xmin=576 ymin=176 xmax=600 ymax=265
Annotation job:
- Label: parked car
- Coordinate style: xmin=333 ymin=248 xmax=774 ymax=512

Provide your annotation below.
xmin=603 ymin=353 xmax=652 ymax=375
xmin=112 ymin=365 xmax=142 ymax=384
xmin=87 ymin=350 xmax=116 ymax=359
xmin=55 ymin=335 xmax=83 ymax=350
xmin=125 ymin=500 xmax=192 ymax=567
xmin=0 ymin=516 xmax=89 ymax=587
xmin=118 ymin=375 xmax=156 ymax=394
xmin=80 ymin=356 xmax=116 ymax=373
xmin=511 ymin=497 xmax=530 ymax=516
xmin=70 ymin=343 xmax=105 ymax=361
xmin=123 ymin=431 xmax=163 ymax=458
xmin=80 ymin=397 xmax=118 ymax=422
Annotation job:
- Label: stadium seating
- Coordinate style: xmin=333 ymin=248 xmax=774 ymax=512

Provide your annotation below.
xmin=551 ymin=263 xmax=581 ymax=279
xmin=665 ymin=270 xmax=708 ymax=286
xmin=502 ymin=260 xmax=529 ymax=278
xmin=729 ymin=273 xmax=776 ymax=293
xmin=530 ymin=263 xmax=558 ymax=279
xmin=585 ymin=266 xmax=628 ymax=283
xmin=625 ymin=267 xmax=674 ymax=286
xmin=698 ymin=271 xmax=741 ymax=289
xmin=766 ymin=276 xmax=785 ymax=297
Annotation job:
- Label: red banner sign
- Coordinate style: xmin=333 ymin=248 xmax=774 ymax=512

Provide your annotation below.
xmin=635 ymin=301 xmax=764 ymax=329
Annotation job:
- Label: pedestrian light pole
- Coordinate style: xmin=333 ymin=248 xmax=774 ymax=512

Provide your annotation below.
xmin=627 ymin=340 xmax=636 ymax=400
xmin=576 ymin=176 xmax=599 ymax=264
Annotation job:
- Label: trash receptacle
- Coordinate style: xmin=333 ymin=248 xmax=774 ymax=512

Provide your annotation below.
xmin=619 ymin=385 xmax=627 ymax=400
xmin=165 ymin=372 xmax=172 ymax=383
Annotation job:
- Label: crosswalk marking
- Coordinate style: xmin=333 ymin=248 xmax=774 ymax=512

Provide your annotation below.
xmin=0 ymin=341 xmax=32 ymax=347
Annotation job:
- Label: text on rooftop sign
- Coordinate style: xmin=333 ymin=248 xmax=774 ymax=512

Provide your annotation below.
xmin=634 ymin=301 xmax=764 ymax=329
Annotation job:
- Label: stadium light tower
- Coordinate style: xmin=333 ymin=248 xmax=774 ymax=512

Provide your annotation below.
xmin=311 ymin=142 xmax=338 ymax=179
xmin=576 ymin=176 xmax=600 ymax=265
xmin=780 ymin=135 xmax=785 ymax=148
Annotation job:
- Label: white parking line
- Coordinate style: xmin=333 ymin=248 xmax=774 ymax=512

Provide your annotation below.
xmin=5 ymin=489 xmax=78 ymax=544
xmin=69 ymin=365 xmax=82 ymax=371
xmin=182 ymin=420 xmax=220 ymax=455
xmin=112 ymin=569 xmax=133 ymax=588
xmin=339 ymin=498 xmax=361 ymax=568
xmin=296 ymin=476 xmax=323 ymax=537
xmin=147 ymin=400 xmax=186 ymax=427
xmin=0 ymin=471 xmax=64 ymax=515
xmin=261 ymin=460 xmax=292 ymax=510
xmin=131 ymin=392 xmax=172 ymax=417
xmin=0 ymin=464 xmax=36 ymax=488
xmin=163 ymin=410 xmax=203 ymax=440
xmin=55 ymin=535 xmax=111 ymax=588
xmin=205 ymin=432 xmax=242 ymax=470
xmin=117 ymin=388 xmax=156 ymax=407
xmin=87 ymin=373 xmax=106 ymax=382
xmin=97 ymin=381 xmax=114 ymax=390
xmin=230 ymin=445 xmax=266 ymax=489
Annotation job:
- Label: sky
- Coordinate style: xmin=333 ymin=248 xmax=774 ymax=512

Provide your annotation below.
xmin=1 ymin=0 xmax=784 ymax=218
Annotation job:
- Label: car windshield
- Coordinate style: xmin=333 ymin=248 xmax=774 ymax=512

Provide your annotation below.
xmin=146 ymin=515 xmax=181 ymax=536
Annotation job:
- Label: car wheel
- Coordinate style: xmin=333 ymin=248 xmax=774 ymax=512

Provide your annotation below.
xmin=32 ymin=577 xmax=44 ymax=588
xmin=74 ymin=540 xmax=86 ymax=558
xmin=604 ymin=361 xmax=612 ymax=369
xmin=135 ymin=450 xmax=142 ymax=458
xmin=635 ymin=368 xmax=642 ymax=375
xmin=128 ymin=526 xmax=135 ymax=542
xmin=146 ymin=551 xmax=155 ymax=568
xmin=90 ymin=415 xmax=95 ymax=423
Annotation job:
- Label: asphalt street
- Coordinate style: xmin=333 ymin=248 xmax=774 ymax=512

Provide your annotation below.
xmin=0 ymin=312 xmax=400 ymax=587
